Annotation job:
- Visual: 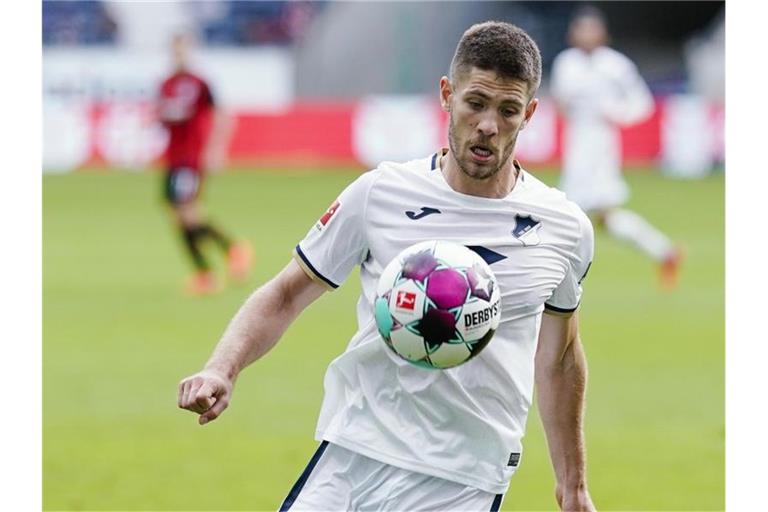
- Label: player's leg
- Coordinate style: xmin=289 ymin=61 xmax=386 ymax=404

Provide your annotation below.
xmin=194 ymin=223 xmax=231 ymax=251
xmin=174 ymin=202 xmax=221 ymax=295
xmin=194 ymin=220 xmax=254 ymax=283
xmin=599 ymin=207 xmax=683 ymax=288
xmin=174 ymin=203 xmax=206 ymax=268
xmin=225 ymin=238 xmax=254 ymax=283
xmin=190 ymin=174 xmax=254 ymax=283
xmin=164 ymin=167 xmax=218 ymax=295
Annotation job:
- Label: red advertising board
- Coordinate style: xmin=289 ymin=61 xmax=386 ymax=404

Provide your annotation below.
xmin=43 ymin=97 xmax=723 ymax=172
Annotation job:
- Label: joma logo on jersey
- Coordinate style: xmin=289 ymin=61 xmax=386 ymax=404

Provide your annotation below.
xmin=511 ymin=214 xmax=542 ymax=246
xmin=395 ymin=291 xmax=417 ymax=310
xmin=405 ymin=207 xmax=441 ymax=220
xmin=316 ymin=200 xmax=341 ymax=230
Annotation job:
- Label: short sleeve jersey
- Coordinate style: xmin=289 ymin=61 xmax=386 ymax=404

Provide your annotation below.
xmin=294 ymin=152 xmax=594 ymax=494
xmin=158 ymin=71 xmax=215 ymax=170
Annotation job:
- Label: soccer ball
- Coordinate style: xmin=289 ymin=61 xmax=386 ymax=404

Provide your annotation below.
xmin=374 ymin=240 xmax=501 ymax=369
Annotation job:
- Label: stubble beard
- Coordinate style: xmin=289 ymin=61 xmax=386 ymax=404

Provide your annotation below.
xmin=447 ymin=112 xmax=517 ymax=181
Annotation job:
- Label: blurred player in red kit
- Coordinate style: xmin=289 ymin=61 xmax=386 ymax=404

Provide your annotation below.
xmin=157 ymin=33 xmax=253 ymax=295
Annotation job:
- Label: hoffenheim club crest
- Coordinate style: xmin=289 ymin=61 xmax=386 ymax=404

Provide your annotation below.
xmin=512 ymin=214 xmax=542 ymax=246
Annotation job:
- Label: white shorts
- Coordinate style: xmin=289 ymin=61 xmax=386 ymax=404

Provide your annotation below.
xmin=279 ymin=441 xmax=504 ymax=512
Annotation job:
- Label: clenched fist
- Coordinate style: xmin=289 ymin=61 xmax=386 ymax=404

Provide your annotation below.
xmin=178 ymin=369 xmax=234 ymax=425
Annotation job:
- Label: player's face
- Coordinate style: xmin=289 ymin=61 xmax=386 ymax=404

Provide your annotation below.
xmin=441 ymin=68 xmax=537 ymax=180
xmin=569 ymin=17 xmax=607 ymax=52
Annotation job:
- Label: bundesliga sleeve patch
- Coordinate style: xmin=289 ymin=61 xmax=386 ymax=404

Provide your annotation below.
xmin=316 ymin=200 xmax=341 ymax=230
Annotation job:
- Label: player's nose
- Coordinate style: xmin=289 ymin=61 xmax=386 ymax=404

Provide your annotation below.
xmin=476 ymin=112 xmax=499 ymax=138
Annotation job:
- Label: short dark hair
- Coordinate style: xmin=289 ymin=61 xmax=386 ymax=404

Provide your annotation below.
xmin=450 ymin=21 xmax=542 ymax=97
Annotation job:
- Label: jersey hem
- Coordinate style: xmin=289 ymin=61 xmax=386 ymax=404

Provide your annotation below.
xmin=316 ymin=430 xmax=512 ymax=495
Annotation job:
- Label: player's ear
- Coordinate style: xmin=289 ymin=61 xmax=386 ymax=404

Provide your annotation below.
xmin=521 ymin=98 xmax=539 ymax=129
xmin=439 ymin=76 xmax=453 ymax=112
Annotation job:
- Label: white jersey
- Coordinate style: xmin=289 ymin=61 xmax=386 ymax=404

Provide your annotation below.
xmin=293 ymin=152 xmax=594 ymax=494
xmin=551 ymin=46 xmax=654 ymax=211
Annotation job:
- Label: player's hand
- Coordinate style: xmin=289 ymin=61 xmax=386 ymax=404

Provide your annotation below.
xmin=203 ymin=145 xmax=227 ymax=173
xmin=556 ymin=484 xmax=595 ymax=512
xmin=178 ymin=369 xmax=234 ymax=425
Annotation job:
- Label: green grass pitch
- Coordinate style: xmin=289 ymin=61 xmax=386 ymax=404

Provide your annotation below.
xmin=43 ymin=167 xmax=723 ymax=510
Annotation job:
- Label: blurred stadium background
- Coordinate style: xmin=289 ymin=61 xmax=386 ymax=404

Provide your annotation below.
xmin=42 ymin=1 xmax=724 ymax=510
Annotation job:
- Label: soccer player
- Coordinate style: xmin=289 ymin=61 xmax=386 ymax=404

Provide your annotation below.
xmin=179 ymin=22 xmax=595 ymax=511
xmin=551 ymin=6 xmax=682 ymax=289
xmin=157 ymin=33 xmax=252 ymax=295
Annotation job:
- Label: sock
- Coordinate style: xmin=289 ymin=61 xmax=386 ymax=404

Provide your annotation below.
xmin=196 ymin=223 xmax=232 ymax=252
xmin=181 ymin=226 xmax=210 ymax=271
xmin=603 ymin=209 xmax=673 ymax=262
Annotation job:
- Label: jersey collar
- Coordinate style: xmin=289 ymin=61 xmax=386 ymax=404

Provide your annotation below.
xmin=430 ymin=148 xmax=526 ymax=195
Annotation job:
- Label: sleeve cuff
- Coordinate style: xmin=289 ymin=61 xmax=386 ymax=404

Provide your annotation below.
xmin=293 ymin=245 xmax=339 ymax=291
xmin=543 ymin=302 xmax=579 ymax=317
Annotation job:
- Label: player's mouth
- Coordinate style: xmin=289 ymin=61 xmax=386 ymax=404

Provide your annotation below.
xmin=469 ymin=144 xmax=494 ymax=164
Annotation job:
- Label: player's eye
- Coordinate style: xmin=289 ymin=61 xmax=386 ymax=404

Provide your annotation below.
xmin=468 ymin=100 xmax=484 ymax=111
xmin=501 ymin=108 xmax=518 ymax=118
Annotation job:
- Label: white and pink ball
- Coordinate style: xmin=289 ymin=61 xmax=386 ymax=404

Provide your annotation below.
xmin=374 ymin=240 xmax=501 ymax=369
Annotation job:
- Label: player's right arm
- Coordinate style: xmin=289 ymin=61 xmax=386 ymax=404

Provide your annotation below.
xmin=177 ymin=259 xmax=326 ymax=425
xmin=180 ymin=168 xmax=377 ymax=425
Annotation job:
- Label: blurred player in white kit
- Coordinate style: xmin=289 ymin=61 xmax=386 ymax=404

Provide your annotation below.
xmin=551 ymin=6 xmax=682 ymax=289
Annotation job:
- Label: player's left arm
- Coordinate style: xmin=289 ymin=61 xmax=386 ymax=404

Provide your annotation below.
xmin=201 ymin=82 xmax=233 ymax=172
xmin=537 ymin=206 xmax=595 ymax=511
xmin=601 ymin=55 xmax=654 ymax=127
xmin=548 ymin=53 xmax=573 ymax=115
xmin=536 ymin=311 xmax=596 ymax=512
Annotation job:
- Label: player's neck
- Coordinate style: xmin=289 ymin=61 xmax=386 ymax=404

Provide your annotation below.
xmin=439 ymin=150 xmax=518 ymax=199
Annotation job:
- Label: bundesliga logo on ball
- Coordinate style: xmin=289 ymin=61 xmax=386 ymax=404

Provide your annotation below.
xmin=374 ymin=241 xmax=501 ymax=369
